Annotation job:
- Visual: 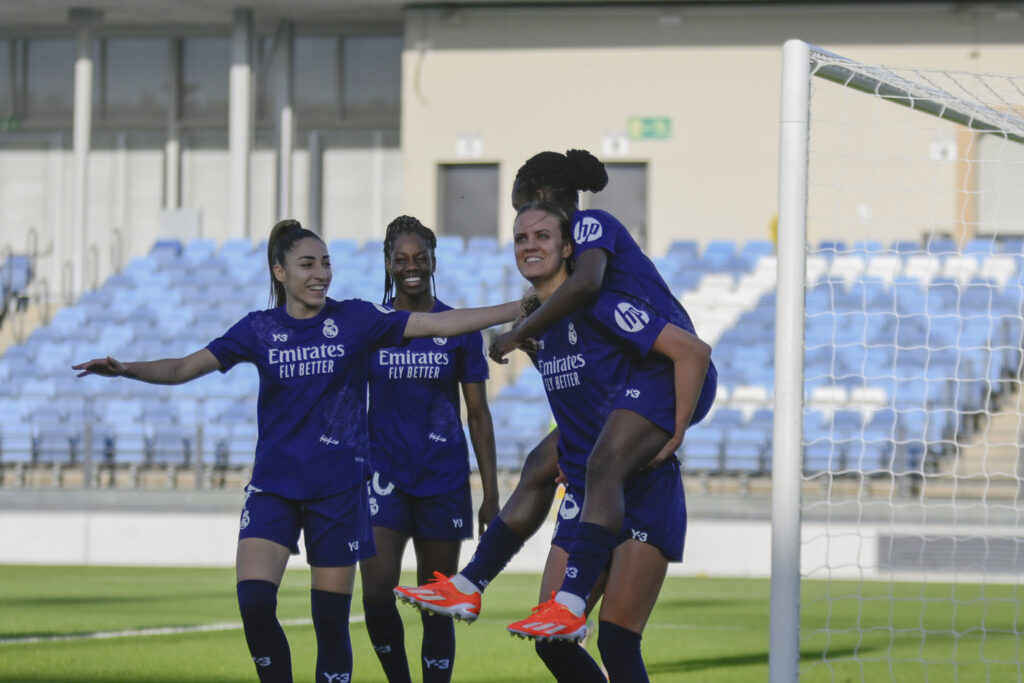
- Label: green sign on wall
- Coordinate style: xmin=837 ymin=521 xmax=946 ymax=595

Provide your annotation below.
xmin=628 ymin=116 xmax=671 ymax=140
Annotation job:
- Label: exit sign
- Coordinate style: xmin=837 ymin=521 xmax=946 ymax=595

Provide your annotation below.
xmin=628 ymin=116 xmax=671 ymax=140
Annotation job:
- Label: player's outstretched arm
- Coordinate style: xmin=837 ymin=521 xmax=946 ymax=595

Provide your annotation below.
xmin=488 ymin=249 xmax=607 ymax=364
xmin=403 ymin=301 xmax=521 ymax=339
xmin=646 ymin=324 xmax=712 ymax=469
xmin=72 ymin=349 xmax=221 ymax=385
xmin=462 ymin=381 xmax=500 ymax=535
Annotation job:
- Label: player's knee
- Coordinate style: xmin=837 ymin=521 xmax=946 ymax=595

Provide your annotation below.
xmin=237 ymin=579 xmax=278 ymax=621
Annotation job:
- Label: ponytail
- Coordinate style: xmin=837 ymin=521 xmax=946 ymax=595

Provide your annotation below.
xmin=513 ymin=148 xmax=609 ymax=211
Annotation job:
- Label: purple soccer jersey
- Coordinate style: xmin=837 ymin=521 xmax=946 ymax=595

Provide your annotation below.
xmin=367 ymin=298 xmax=488 ymax=497
xmin=571 ymin=208 xmax=703 ymax=339
xmin=206 ymin=297 xmax=410 ymax=500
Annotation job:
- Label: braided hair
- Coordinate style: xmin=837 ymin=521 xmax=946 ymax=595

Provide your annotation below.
xmin=267 ymin=219 xmax=325 ymax=308
xmin=382 ymin=215 xmax=438 ymax=304
xmin=513 ymin=149 xmax=609 ymax=212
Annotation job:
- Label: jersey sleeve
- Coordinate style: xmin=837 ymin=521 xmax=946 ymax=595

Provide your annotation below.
xmin=572 ymin=209 xmax=625 ymax=258
xmin=587 ymin=291 xmax=669 ymax=357
xmin=355 ymin=300 xmax=413 ymax=348
xmin=205 ymin=314 xmax=256 ymax=373
xmin=457 ymin=330 xmax=489 ymax=384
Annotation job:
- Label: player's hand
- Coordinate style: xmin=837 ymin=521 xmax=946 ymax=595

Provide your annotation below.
xmin=554 ymin=463 xmax=568 ymax=486
xmin=488 ymin=330 xmax=520 ymax=365
xmin=477 ymin=495 xmax=500 ymax=536
xmin=72 ymin=356 xmax=126 ymax=378
xmin=644 ymin=431 xmax=683 ymax=470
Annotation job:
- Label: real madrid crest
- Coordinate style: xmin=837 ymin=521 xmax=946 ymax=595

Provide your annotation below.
xmin=322 ymin=318 xmax=339 ymax=338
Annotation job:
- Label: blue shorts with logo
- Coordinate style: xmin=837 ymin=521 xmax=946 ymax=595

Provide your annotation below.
xmin=613 ymin=360 xmax=717 ymax=434
xmin=367 ymin=471 xmax=474 ymax=541
xmin=551 ymin=459 xmax=687 ymax=562
xmin=238 ymin=482 xmax=375 ymax=567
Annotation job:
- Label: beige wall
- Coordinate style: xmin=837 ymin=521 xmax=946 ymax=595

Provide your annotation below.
xmin=400 ymin=3 xmax=1024 ymax=256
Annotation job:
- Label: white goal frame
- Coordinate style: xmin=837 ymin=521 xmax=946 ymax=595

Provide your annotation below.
xmin=771 ymin=39 xmax=1024 ymax=682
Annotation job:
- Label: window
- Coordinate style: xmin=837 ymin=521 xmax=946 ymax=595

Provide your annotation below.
xmin=294 ymin=37 xmax=340 ymax=121
xmin=25 ymin=39 xmax=76 ymax=121
xmin=101 ymin=39 xmax=168 ymax=121
xmin=181 ymin=37 xmax=229 ymax=121
xmin=437 ymin=164 xmax=499 ymax=239
xmin=342 ymin=36 xmax=401 ymax=119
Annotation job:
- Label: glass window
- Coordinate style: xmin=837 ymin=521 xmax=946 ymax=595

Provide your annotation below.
xmin=182 ymin=37 xmax=229 ymax=121
xmin=295 ymin=37 xmax=339 ymax=120
xmin=342 ymin=36 xmax=400 ymax=119
xmin=102 ymin=39 xmax=168 ymax=121
xmin=0 ymin=41 xmax=9 ymax=118
xmin=25 ymin=39 xmax=76 ymax=120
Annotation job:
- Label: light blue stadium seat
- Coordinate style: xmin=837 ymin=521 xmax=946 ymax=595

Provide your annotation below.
xmin=0 ymin=419 xmax=34 ymax=464
xmin=681 ymin=425 xmax=724 ymax=471
xmin=723 ymin=427 xmax=770 ymax=473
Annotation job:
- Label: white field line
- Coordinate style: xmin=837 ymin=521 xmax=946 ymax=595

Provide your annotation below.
xmin=0 ymin=616 xmax=365 ymax=646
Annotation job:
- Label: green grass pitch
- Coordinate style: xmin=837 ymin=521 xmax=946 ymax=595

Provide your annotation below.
xmin=1 ymin=565 xmax=1020 ymax=681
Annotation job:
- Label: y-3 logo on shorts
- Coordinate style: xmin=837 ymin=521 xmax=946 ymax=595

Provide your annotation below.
xmin=625 ymin=388 xmax=641 ymax=399
xmin=564 ymin=566 xmax=579 ymax=579
xmin=452 ymin=518 xmax=464 ymax=528
xmin=322 ymin=674 xmax=350 ymax=682
xmin=348 ymin=541 xmax=360 ymax=552
xmin=631 ymin=529 xmax=649 ymax=542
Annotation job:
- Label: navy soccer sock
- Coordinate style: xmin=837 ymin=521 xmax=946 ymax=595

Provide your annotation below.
xmin=535 ymin=639 xmax=608 ymax=682
xmin=420 ymin=611 xmax=456 ymax=682
xmin=310 ymin=589 xmax=353 ymax=683
xmin=236 ymin=580 xmax=292 ymax=683
xmin=362 ymin=598 xmax=412 ymax=683
xmin=460 ymin=516 xmax=523 ymax=592
xmin=597 ymin=621 xmax=647 ymax=683
xmin=558 ymin=522 xmax=617 ymax=607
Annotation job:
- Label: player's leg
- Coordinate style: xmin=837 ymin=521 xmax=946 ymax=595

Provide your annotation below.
xmin=412 ymin=537 xmax=463 ymax=683
xmin=305 ymin=486 xmax=375 ymax=683
xmin=556 ymin=410 xmax=669 ymax=615
xmin=395 ymin=430 xmax=560 ymax=616
xmin=595 ymin=540 xmax=669 ymax=683
xmin=360 ymin=525 xmax=413 ymax=683
xmin=520 ymin=545 xmax=607 ymax=681
xmin=236 ymin=488 xmax=300 ymax=683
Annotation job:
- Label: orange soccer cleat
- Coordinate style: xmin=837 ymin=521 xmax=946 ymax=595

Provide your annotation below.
xmin=506 ymin=593 xmax=587 ymax=642
xmin=393 ymin=572 xmax=481 ymax=623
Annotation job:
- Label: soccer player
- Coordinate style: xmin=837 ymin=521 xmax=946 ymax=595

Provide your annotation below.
xmin=360 ymin=216 xmax=499 ymax=683
xmin=72 ymin=219 xmax=520 ymax=683
xmin=400 ymin=203 xmax=715 ymax=681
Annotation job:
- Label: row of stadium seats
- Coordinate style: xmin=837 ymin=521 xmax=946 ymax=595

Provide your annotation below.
xmin=2 ymin=234 xmax=1022 ymax=483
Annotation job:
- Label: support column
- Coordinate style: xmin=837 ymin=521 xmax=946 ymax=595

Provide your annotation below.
xmin=230 ymin=8 xmax=253 ymax=238
xmin=276 ymin=20 xmax=295 ymax=220
xmin=70 ymin=8 xmax=100 ymax=297
xmin=165 ymin=39 xmax=181 ymax=210
xmin=307 ymin=130 xmax=322 ymax=235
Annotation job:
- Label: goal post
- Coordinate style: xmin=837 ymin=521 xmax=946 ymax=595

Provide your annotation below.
xmin=772 ymin=39 xmax=1024 ymax=682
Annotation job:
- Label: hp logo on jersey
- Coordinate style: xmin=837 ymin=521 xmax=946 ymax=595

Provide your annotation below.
xmin=614 ymin=302 xmax=649 ymax=332
xmin=574 ymin=217 xmax=603 ymax=244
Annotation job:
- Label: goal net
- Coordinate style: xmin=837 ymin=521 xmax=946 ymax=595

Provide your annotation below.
xmin=772 ymin=41 xmax=1024 ymax=682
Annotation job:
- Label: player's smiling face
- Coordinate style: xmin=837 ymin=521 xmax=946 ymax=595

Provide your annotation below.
xmin=388 ymin=233 xmax=435 ymax=299
xmin=513 ymin=209 xmax=572 ymax=289
xmin=273 ymin=236 xmax=331 ymax=317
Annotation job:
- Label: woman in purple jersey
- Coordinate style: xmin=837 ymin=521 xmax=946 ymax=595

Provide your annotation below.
xmin=399 ymin=202 xmax=714 ymax=681
xmin=72 ymin=220 xmax=521 ymax=683
xmin=360 ymin=216 xmax=499 ymax=683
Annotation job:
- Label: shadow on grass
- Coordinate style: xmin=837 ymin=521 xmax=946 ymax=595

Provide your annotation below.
xmin=647 ymin=646 xmax=870 ymax=675
xmin=1 ymin=590 xmax=231 ymax=608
